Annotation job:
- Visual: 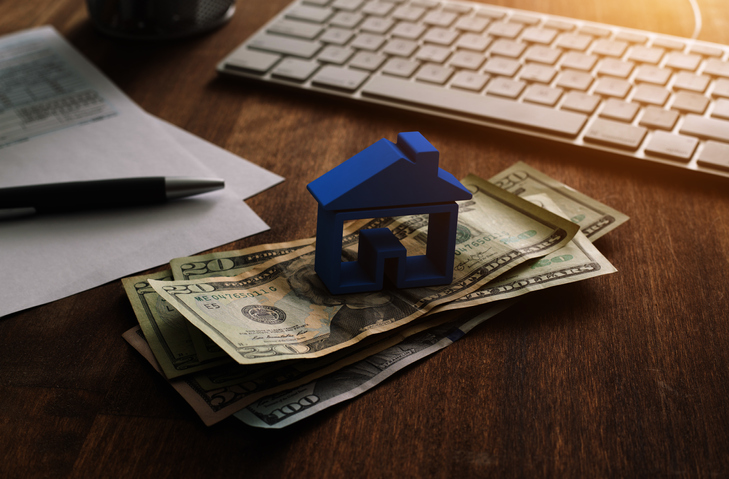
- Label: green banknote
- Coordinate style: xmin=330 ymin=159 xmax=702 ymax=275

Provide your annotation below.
xmin=122 ymin=240 xmax=315 ymax=378
xmin=489 ymin=162 xmax=629 ymax=240
xmin=122 ymin=306 xmax=484 ymax=425
xmin=122 ymin=270 xmax=231 ymax=379
xmin=433 ymin=193 xmax=617 ymax=313
xmin=235 ymin=190 xmax=627 ymax=428
xmin=150 ymin=176 xmax=579 ymax=365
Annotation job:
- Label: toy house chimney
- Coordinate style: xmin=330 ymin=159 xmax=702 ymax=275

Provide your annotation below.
xmin=396 ymin=132 xmax=439 ymax=176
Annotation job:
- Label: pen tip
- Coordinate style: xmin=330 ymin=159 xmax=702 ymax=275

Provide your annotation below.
xmin=165 ymin=177 xmax=225 ymax=200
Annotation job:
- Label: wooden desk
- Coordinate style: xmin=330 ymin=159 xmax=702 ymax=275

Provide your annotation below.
xmin=2 ymin=1 xmax=729 ymax=477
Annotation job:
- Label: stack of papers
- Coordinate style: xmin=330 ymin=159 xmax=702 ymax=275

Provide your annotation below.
xmin=0 ymin=27 xmax=283 ymax=317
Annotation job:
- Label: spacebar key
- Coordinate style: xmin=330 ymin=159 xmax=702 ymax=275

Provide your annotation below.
xmin=361 ymin=75 xmax=587 ymax=137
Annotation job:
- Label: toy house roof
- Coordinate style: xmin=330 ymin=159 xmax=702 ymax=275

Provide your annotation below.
xmin=307 ymin=132 xmax=472 ymax=211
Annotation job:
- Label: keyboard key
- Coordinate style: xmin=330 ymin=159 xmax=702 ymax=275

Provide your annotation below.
xmin=614 ymin=32 xmax=648 ymax=44
xmin=556 ymin=70 xmax=593 ymax=90
xmin=285 ymin=5 xmax=334 ymax=23
xmin=632 ymin=84 xmax=670 ymax=106
xmin=561 ymin=91 xmax=601 ymax=114
xmin=392 ymin=6 xmax=426 ymax=22
xmin=580 ymin=25 xmax=611 ymax=37
xmin=490 ymin=39 xmax=527 ymax=58
xmin=690 ymin=44 xmax=723 ymax=57
xmin=454 ymin=16 xmax=490 ymax=32
xmin=555 ymin=33 xmax=593 ymax=51
xmin=634 ymin=65 xmax=672 ymax=85
xmin=449 ymin=50 xmax=486 ymax=70
xmin=628 ymin=46 xmax=664 ymax=64
xmin=350 ymin=33 xmax=387 ymax=51
xmin=597 ymin=58 xmax=634 ymax=78
xmin=225 ymin=48 xmax=280 ymax=73
xmin=383 ymin=39 xmax=419 ymax=57
xmin=594 ymin=77 xmax=632 ymax=98
xmin=560 ymin=52 xmax=598 ymax=71
xmin=665 ymin=52 xmax=702 ymax=71
xmin=652 ymin=38 xmax=684 ymax=50
xmin=475 ymin=8 xmax=505 ymax=20
xmin=361 ymin=2 xmax=395 ymax=16
xmin=416 ymin=64 xmax=455 ymax=84
xmin=521 ymin=27 xmax=558 ymax=45
xmin=319 ymin=27 xmax=354 ymax=45
xmin=416 ymin=44 xmax=452 ymax=63
xmin=591 ymin=39 xmax=628 ymax=57
xmin=349 ymin=51 xmax=387 ymax=71
xmin=331 ymin=0 xmax=363 ymax=10
xmin=671 ymin=91 xmax=709 ymax=114
xmin=711 ymin=98 xmax=729 ymax=120
xmin=456 ymin=33 xmax=492 ymax=51
xmin=680 ymin=114 xmax=729 ymax=142
xmin=544 ymin=19 xmax=575 ymax=31
xmin=381 ymin=58 xmax=420 ymax=77
xmin=584 ymin=118 xmax=647 ymax=150
xmin=482 ymin=57 xmax=521 ymax=76
xmin=249 ymin=34 xmax=322 ymax=59
xmin=360 ymin=17 xmax=394 ymax=34
xmin=599 ymin=98 xmax=640 ymax=122
xmin=361 ymin=75 xmax=588 ymax=136
xmin=318 ymin=45 xmax=354 ymax=64
xmin=442 ymin=3 xmax=471 ymax=13
xmin=488 ymin=22 xmax=524 ymax=38
xmin=644 ymin=131 xmax=698 ymax=162
xmin=267 ymin=19 xmax=323 ymax=39
xmin=524 ymin=45 xmax=561 ymax=65
xmin=486 ymin=77 xmax=526 ymax=98
xmin=712 ymin=78 xmax=729 ymax=98
xmin=271 ymin=57 xmax=319 ymax=81
xmin=523 ymin=84 xmax=563 ymax=106
xmin=697 ymin=141 xmax=729 ymax=171
xmin=519 ymin=63 xmax=557 ymax=83
xmin=423 ymin=10 xmax=458 ymax=27
xmin=703 ymin=58 xmax=729 ymax=78
xmin=510 ymin=14 xmax=540 ymax=25
xmin=639 ymin=106 xmax=679 ymax=130
xmin=312 ymin=65 xmax=369 ymax=90
xmin=391 ymin=22 xmax=426 ymax=39
xmin=672 ymin=72 xmax=710 ymax=93
xmin=422 ymin=27 xmax=459 ymax=45
xmin=329 ymin=11 xmax=363 ymax=28
xmin=450 ymin=71 xmax=490 ymax=91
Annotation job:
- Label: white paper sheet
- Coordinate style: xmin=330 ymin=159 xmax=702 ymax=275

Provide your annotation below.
xmin=0 ymin=27 xmax=284 ymax=317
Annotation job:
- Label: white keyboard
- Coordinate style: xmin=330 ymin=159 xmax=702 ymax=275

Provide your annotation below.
xmin=218 ymin=0 xmax=729 ymax=180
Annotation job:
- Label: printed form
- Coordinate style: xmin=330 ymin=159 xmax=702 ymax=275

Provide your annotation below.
xmin=0 ymin=27 xmax=283 ymax=317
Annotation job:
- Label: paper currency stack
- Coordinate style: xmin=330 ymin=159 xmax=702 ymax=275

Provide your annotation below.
xmin=121 ymin=162 xmax=628 ymax=428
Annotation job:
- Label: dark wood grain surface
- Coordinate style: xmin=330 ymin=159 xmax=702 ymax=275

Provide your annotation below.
xmin=2 ymin=0 xmax=729 ymax=477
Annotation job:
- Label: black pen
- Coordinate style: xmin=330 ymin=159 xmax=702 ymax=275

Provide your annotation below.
xmin=0 ymin=176 xmax=225 ymax=216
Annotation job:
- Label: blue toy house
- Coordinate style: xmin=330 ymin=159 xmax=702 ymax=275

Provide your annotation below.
xmin=307 ymin=132 xmax=472 ymax=294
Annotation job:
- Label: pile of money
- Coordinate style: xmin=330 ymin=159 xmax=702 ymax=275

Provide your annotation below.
xmin=121 ymin=162 xmax=628 ymax=428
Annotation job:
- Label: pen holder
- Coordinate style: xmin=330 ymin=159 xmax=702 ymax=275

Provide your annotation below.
xmin=87 ymin=0 xmax=236 ymax=40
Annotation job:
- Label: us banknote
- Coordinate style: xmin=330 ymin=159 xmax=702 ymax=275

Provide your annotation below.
xmin=433 ymin=194 xmax=616 ymax=312
xmin=489 ymin=162 xmax=629 ymax=241
xmin=122 ymin=165 xmax=624 ymax=426
xmin=122 ymin=305 xmax=491 ymax=425
xmin=150 ymin=176 xmax=579 ymax=365
xmin=235 ymin=301 xmax=515 ymax=428
xmin=235 ymin=194 xmax=625 ymax=428
xmin=121 ymin=240 xmax=314 ymax=379
xmin=123 ymin=270 xmax=232 ymax=379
